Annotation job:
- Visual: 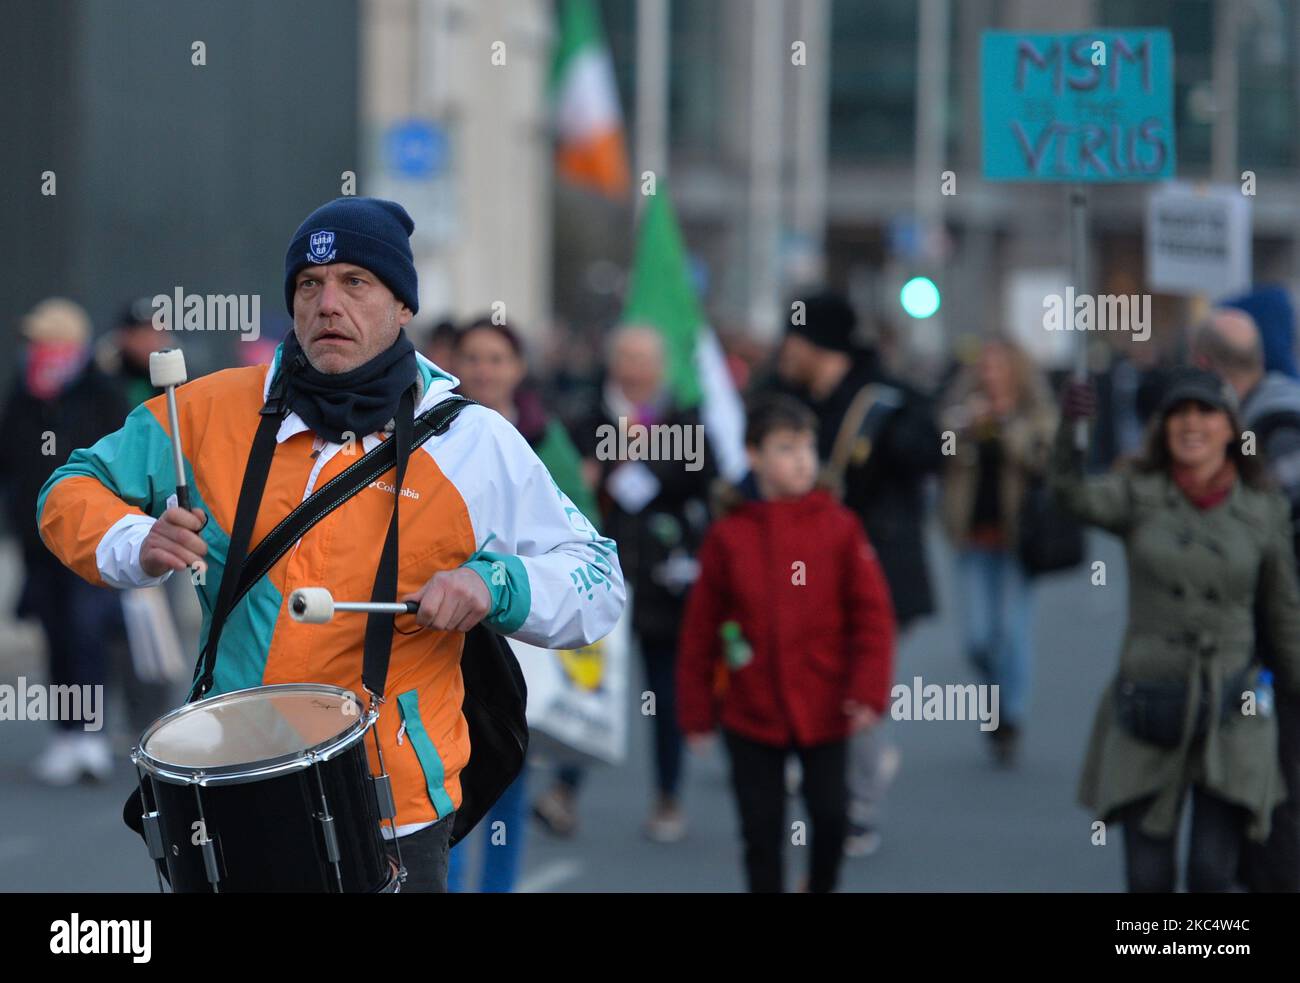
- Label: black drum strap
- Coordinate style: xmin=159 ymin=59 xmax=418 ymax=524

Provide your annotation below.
xmin=189 ymin=380 xmax=475 ymax=702
xmin=361 ymin=387 xmax=412 ymax=703
xmin=189 ymin=375 xmax=291 ymax=701
xmin=227 ymin=394 xmax=473 ymax=617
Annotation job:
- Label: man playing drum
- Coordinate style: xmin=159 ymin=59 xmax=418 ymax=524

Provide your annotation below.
xmin=36 ymin=197 xmax=626 ymax=892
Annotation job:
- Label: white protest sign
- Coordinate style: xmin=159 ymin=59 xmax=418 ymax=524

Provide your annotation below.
xmin=509 ymin=603 xmax=630 ymax=765
xmin=1145 ymin=182 xmax=1251 ymax=297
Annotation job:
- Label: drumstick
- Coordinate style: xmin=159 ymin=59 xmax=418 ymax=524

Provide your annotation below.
xmin=149 ymin=348 xmax=192 ymax=510
xmin=288 ymin=587 xmax=418 ymax=624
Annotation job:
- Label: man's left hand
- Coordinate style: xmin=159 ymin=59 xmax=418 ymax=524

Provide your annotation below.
xmin=401 ymin=568 xmax=492 ymax=632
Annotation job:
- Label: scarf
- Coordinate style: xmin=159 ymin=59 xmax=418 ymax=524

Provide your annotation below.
xmin=26 ymin=341 xmax=88 ymax=401
xmin=1171 ymin=458 xmax=1238 ymax=511
xmin=513 ymin=385 xmax=550 ymax=446
xmin=279 ymin=329 xmax=417 ymax=443
xmin=603 ymin=379 xmax=669 ymax=428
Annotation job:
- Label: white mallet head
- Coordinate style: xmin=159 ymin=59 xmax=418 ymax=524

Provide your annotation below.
xmin=289 ymin=587 xmax=335 ymax=624
xmin=149 ymin=348 xmax=188 ymax=388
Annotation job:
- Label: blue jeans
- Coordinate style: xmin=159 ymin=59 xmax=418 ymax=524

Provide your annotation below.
xmin=446 ymin=769 xmax=527 ymax=893
xmin=956 ymin=546 xmax=1035 ymax=728
xmin=21 ymin=552 xmax=124 ymax=732
xmin=641 ymin=639 xmax=684 ymax=799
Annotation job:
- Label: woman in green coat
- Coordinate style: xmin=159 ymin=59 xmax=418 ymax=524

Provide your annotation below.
xmin=1053 ymin=367 xmax=1300 ymax=892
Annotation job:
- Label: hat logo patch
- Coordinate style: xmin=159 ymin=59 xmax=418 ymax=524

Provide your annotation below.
xmin=307 ymin=230 xmax=337 ymax=264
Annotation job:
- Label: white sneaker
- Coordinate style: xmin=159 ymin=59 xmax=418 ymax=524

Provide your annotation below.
xmin=77 ymin=733 xmax=114 ymax=782
xmin=31 ymin=734 xmax=87 ymax=786
xmin=784 ymin=758 xmax=802 ymax=796
xmin=644 ymin=803 xmax=687 ymax=844
xmin=878 ymin=743 xmax=901 ymax=790
xmin=844 ymin=823 xmax=882 ymax=858
xmin=31 ymin=732 xmax=113 ymax=785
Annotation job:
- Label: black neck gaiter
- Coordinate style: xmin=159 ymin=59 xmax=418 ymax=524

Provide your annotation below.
xmin=279 ymin=329 xmax=418 ymax=443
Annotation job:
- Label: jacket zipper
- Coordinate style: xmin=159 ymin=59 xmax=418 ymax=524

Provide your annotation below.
xmin=763 ymin=511 xmax=795 ymax=742
xmin=289 ymin=438 xmax=329 ymax=564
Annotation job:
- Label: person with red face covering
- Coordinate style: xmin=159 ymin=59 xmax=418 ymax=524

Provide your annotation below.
xmin=1 ymin=299 xmax=130 ymax=783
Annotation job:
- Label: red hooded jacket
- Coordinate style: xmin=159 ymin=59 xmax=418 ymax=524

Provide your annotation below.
xmin=677 ymin=488 xmax=896 ymax=747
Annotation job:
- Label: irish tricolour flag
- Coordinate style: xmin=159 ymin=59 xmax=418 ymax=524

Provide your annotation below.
xmin=552 ymin=0 xmax=630 ymax=198
xmin=622 ymin=189 xmax=748 ymax=483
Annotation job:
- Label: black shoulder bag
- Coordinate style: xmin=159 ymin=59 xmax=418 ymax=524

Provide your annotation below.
xmin=125 ymin=376 xmax=528 ymax=850
xmin=1017 ymin=474 xmax=1085 ymax=576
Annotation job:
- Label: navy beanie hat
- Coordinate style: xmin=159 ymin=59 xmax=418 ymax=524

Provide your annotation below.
xmin=284 ymin=197 xmax=419 ymax=315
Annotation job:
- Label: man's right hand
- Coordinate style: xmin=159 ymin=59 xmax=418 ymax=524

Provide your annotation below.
xmin=140 ymin=507 xmax=208 ymax=578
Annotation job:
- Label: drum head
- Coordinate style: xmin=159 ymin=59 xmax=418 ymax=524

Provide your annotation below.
xmin=140 ymin=684 xmax=366 ymax=779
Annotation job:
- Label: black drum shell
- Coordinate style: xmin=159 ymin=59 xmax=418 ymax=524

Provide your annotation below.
xmin=144 ymin=732 xmax=388 ymax=893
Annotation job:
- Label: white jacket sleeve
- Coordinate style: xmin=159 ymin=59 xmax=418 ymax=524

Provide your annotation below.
xmin=440 ymin=406 xmax=625 ymax=649
xmin=97 ymin=514 xmax=174 ymax=589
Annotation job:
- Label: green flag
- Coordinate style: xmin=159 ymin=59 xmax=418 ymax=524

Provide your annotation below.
xmin=621 ymin=188 xmax=704 ymax=409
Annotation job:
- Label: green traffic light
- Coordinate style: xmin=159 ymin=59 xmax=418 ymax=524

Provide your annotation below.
xmin=900 ymin=276 xmax=940 ymax=319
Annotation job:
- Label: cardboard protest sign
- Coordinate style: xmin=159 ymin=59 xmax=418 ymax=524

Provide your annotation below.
xmin=982 ymin=29 xmax=1174 ymax=182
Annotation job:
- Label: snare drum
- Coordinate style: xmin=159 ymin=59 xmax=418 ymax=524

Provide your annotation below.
xmin=132 ymin=683 xmax=396 ymax=893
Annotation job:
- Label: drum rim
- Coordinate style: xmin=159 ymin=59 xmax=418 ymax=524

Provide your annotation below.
xmin=133 ymin=682 xmax=375 ymax=785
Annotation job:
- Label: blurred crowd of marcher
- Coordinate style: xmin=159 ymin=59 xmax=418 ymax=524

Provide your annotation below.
xmin=6 ymin=279 xmax=1300 ymax=894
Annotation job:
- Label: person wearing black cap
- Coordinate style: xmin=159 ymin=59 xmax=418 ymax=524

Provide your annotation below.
xmin=777 ymin=290 xmax=943 ymax=626
xmin=1053 ymin=367 xmax=1300 ymax=891
xmin=91 ymin=298 xmax=188 ymax=738
xmin=95 ymin=297 xmax=173 ymax=410
xmin=776 ymin=288 xmax=943 ymax=856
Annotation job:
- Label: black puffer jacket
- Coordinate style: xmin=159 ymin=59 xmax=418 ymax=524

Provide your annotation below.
xmin=0 ymin=362 xmax=129 ymax=560
xmin=796 ymin=352 xmax=943 ymax=628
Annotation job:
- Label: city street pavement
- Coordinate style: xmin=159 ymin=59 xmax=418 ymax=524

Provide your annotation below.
xmin=0 ymin=521 xmax=1129 ymax=892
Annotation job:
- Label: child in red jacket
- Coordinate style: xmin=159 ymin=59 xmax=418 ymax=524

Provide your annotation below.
xmin=678 ymin=395 xmax=896 ymax=892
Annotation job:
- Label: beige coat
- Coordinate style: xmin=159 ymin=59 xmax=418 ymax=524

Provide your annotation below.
xmin=939 ymin=371 xmax=1058 ymax=551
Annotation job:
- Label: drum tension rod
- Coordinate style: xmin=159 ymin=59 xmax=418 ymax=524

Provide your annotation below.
xmin=371 ymin=773 xmax=398 ymax=823
xmin=311 ymin=760 xmax=346 ymax=892
xmin=132 ymin=759 xmax=168 ymax=893
xmin=365 ymin=689 xmax=407 ymax=886
xmin=192 ymin=782 xmax=221 ymax=892
xmin=142 ymin=811 xmax=166 ymax=863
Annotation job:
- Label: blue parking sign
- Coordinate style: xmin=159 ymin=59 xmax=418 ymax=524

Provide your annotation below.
xmin=982 ymin=29 xmax=1175 ymax=181
xmin=384 ymin=119 xmax=449 ymax=180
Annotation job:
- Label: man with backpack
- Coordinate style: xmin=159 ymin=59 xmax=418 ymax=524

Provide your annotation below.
xmin=1192 ymin=305 xmax=1300 ymax=892
xmin=775 ymin=289 xmax=943 ymax=855
xmin=36 ymin=196 xmax=625 ymax=892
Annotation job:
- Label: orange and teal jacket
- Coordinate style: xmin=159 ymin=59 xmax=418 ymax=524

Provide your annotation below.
xmin=37 ymin=346 xmax=624 ymax=835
